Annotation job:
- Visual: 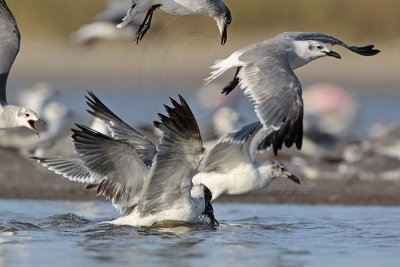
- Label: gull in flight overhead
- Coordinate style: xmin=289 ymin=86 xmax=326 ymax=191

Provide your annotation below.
xmin=117 ymin=0 xmax=232 ymax=44
xmin=0 ymin=0 xmax=39 ymax=134
xmin=205 ymin=32 xmax=380 ymax=155
xmin=33 ymin=93 xmax=218 ymax=227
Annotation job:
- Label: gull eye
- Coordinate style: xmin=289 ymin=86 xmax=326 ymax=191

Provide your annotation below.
xmin=25 ymin=113 xmax=30 ymax=118
xmin=280 ymin=166 xmax=285 ymax=172
xmin=316 ymin=45 xmax=323 ymax=50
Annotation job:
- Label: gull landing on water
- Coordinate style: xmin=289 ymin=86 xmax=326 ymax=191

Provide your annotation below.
xmin=193 ymin=122 xmax=301 ymax=201
xmin=117 ymin=0 xmax=232 ymax=44
xmin=0 ymin=0 xmax=39 ymax=134
xmin=205 ymin=32 xmax=380 ymax=155
xmin=33 ymin=93 xmax=218 ymax=227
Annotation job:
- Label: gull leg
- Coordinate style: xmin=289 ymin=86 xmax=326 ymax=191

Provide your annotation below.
xmin=135 ymin=4 xmax=161 ymax=44
xmin=221 ymin=67 xmax=241 ymax=95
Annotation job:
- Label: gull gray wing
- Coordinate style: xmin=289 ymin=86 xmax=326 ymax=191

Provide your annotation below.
xmin=280 ymin=32 xmax=380 ymax=56
xmin=237 ymin=49 xmax=304 ymax=155
xmin=226 ymin=120 xmax=280 ymax=155
xmin=139 ymin=96 xmax=205 ymax=214
xmin=32 ymin=157 xmax=95 ymax=184
xmin=201 ymin=121 xmax=272 ymax=172
xmin=86 ymin=91 xmax=157 ymax=166
xmin=72 ymin=124 xmax=149 ymax=214
xmin=0 ymin=0 xmax=20 ymax=103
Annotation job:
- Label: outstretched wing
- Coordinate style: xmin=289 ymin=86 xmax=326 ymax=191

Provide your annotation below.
xmin=237 ymin=46 xmax=304 ymax=155
xmin=71 ymin=124 xmax=149 ymax=214
xmin=0 ymin=0 xmax=20 ymax=103
xmin=85 ymin=91 xmax=157 ymax=166
xmin=139 ymin=96 xmax=205 ymax=214
xmin=201 ymin=121 xmax=272 ymax=173
xmin=281 ymin=32 xmax=380 ymax=56
xmin=34 ymin=124 xmax=149 ymax=215
xmin=32 ymin=157 xmax=94 ymax=184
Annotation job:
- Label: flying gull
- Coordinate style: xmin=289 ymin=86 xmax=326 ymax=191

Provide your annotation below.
xmin=117 ymin=0 xmax=232 ymax=44
xmin=204 ymin=32 xmax=380 ymax=155
xmin=33 ymin=93 xmax=218 ymax=227
xmin=0 ymin=0 xmax=39 ymax=134
xmin=193 ymin=122 xmax=300 ymax=200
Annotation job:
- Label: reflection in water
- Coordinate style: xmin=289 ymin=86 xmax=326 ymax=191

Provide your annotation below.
xmin=0 ymin=200 xmax=399 ymax=267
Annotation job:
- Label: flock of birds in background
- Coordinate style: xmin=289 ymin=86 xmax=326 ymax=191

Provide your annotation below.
xmin=1 ymin=0 xmax=398 ymax=227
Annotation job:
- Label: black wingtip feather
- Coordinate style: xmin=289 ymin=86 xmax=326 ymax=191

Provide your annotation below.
xmin=154 ymin=96 xmax=202 ymax=144
xmin=348 ymin=45 xmax=380 ymax=56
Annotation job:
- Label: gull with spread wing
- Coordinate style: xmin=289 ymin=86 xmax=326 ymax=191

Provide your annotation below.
xmin=77 ymin=92 xmax=299 ymax=203
xmin=0 ymin=0 xmax=39 ymax=134
xmin=204 ymin=32 xmax=380 ymax=155
xmin=193 ymin=122 xmax=300 ymax=201
xmin=117 ymin=0 xmax=232 ymax=44
xmin=33 ymin=94 xmax=217 ymax=227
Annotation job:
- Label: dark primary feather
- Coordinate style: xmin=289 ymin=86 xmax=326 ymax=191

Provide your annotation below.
xmin=85 ymin=91 xmax=157 ymax=166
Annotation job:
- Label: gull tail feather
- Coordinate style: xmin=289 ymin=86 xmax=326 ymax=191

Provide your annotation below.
xmin=117 ymin=4 xmax=136 ymax=29
xmin=203 ymin=52 xmax=241 ymax=85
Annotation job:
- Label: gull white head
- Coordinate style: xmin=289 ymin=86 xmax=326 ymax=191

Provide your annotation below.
xmin=16 ymin=107 xmax=40 ymax=135
xmin=260 ymin=160 xmax=301 ymax=185
xmin=290 ymin=40 xmax=341 ymax=69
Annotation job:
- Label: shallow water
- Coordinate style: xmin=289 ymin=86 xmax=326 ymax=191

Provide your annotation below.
xmin=0 ymin=200 xmax=399 ymax=267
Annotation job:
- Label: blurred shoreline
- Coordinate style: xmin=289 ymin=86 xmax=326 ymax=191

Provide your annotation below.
xmin=1 ymin=150 xmax=400 ymax=206
xmin=10 ymin=39 xmax=400 ymax=93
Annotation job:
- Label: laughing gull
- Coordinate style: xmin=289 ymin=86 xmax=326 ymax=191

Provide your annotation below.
xmin=204 ymin=32 xmax=380 ymax=155
xmin=33 ymin=93 xmax=218 ymax=227
xmin=193 ymin=122 xmax=300 ymax=201
xmin=85 ymin=93 xmax=298 ymax=202
xmin=0 ymin=102 xmax=71 ymax=155
xmin=70 ymin=0 xmax=143 ymax=45
xmin=0 ymin=0 xmax=39 ymax=134
xmin=117 ymin=0 xmax=232 ymax=44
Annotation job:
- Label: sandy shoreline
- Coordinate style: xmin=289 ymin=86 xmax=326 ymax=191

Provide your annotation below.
xmin=1 ymin=149 xmax=399 ymax=206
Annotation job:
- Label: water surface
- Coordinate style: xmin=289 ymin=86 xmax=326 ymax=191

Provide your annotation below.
xmin=0 ymin=200 xmax=399 ymax=267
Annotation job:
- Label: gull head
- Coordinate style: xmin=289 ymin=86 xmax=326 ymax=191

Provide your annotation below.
xmin=291 ymin=40 xmax=341 ymax=67
xmin=201 ymin=184 xmax=219 ymax=226
xmin=16 ymin=107 xmax=40 ymax=136
xmin=268 ymin=160 xmax=301 ymax=185
xmin=214 ymin=6 xmax=232 ymax=45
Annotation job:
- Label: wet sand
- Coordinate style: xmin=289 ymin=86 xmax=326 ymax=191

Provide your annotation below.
xmin=1 ymin=149 xmax=399 ymax=206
